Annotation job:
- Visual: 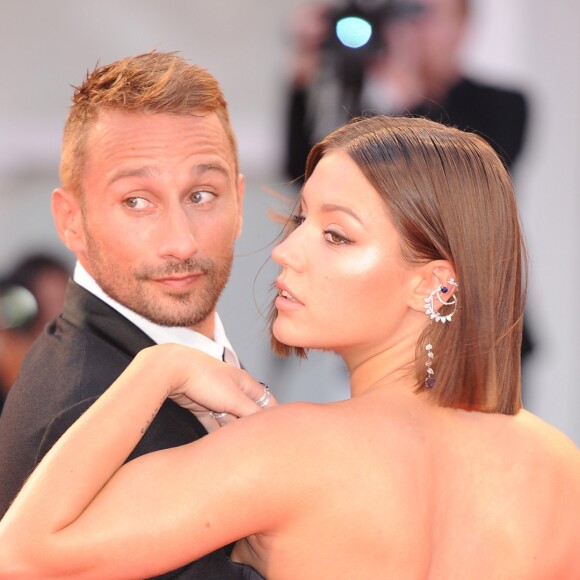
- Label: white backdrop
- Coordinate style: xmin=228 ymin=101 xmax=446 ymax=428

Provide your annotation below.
xmin=0 ymin=0 xmax=578 ymax=443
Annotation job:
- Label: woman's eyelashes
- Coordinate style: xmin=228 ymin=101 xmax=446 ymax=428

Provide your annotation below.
xmin=289 ymin=214 xmax=352 ymax=245
xmin=324 ymin=230 xmax=351 ymax=245
xmin=290 ymin=214 xmax=305 ymax=227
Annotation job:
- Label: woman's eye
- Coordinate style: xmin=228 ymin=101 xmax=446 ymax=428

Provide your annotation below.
xmin=290 ymin=214 xmax=305 ymax=226
xmin=190 ymin=191 xmax=216 ymax=205
xmin=324 ymin=230 xmax=350 ymax=245
xmin=124 ymin=197 xmax=152 ymax=210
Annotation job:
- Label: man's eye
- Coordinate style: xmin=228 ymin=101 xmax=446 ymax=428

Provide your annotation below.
xmin=125 ymin=197 xmax=151 ymax=210
xmin=190 ymin=191 xmax=216 ymax=204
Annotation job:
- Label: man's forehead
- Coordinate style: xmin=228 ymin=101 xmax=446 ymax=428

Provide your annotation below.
xmin=86 ymin=110 xmax=236 ymax=162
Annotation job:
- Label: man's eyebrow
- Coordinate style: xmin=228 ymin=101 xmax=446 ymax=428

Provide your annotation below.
xmin=107 ymin=166 xmax=158 ymax=185
xmin=320 ymin=203 xmax=363 ymax=224
xmin=107 ymin=162 xmax=230 ymax=186
xmin=194 ymin=162 xmax=230 ymax=178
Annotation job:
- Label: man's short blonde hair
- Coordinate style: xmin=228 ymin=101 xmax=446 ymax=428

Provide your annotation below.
xmin=60 ymin=51 xmax=238 ymax=195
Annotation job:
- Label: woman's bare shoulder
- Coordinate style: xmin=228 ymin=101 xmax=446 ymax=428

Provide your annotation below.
xmin=234 ymin=398 xmax=355 ymax=446
xmin=516 ymin=409 xmax=580 ymax=461
xmin=220 ymin=397 xmax=389 ymax=472
xmin=511 ymin=410 xmax=580 ymax=521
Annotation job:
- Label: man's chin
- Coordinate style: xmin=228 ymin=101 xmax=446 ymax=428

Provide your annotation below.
xmin=133 ymin=297 xmax=216 ymax=328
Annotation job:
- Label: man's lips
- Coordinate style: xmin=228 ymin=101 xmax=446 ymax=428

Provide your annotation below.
xmin=152 ymin=273 xmax=203 ymax=289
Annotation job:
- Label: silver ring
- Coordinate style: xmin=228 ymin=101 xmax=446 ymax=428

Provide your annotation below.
xmin=209 ymin=411 xmax=228 ymax=420
xmin=255 ymin=384 xmax=271 ymax=408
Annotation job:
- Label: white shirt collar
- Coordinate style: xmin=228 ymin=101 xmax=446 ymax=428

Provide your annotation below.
xmin=73 ymin=262 xmax=240 ymax=367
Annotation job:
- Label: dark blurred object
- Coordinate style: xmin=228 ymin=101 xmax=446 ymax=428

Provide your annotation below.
xmin=0 ymin=285 xmax=38 ymax=331
xmin=0 ymin=254 xmax=70 ymax=413
xmin=324 ymin=0 xmax=426 ymax=112
xmin=412 ymin=79 xmax=528 ymax=169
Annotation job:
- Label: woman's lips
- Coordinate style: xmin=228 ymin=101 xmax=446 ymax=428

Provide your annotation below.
xmin=275 ymin=281 xmax=303 ymax=309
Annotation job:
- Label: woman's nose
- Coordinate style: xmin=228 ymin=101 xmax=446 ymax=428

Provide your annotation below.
xmin=272 ymin=228 xmax=303 ymax=271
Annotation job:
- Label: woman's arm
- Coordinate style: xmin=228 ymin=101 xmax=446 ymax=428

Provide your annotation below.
xmin=0 ymin=344 xmax=278 ymax=578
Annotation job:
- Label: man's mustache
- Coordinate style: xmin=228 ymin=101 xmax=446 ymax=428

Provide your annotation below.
xmin=138 ymin=259 xmax=214 ymax=279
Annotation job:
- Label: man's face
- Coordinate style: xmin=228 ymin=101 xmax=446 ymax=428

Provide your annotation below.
xmin=58 ymin=110 xmax=244 ymax=337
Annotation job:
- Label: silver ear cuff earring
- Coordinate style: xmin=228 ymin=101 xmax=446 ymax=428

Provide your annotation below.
xmin=423 ymin=278 xmax=458 ymax=388
xmin=423 ymin=278 xmax=458 ymax=323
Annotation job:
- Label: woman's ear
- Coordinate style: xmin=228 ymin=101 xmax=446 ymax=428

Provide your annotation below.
xmin=52 ymin=188 xmax=85 ymax=254
xmin=407 ymin=261 xmax=457 ymax=313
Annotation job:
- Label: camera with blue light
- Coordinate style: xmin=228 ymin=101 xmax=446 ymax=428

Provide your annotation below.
xmin=319 ymin=0 xmax=425 ymax=111
xmin=327 ymin=0 xmax=424 ymax=55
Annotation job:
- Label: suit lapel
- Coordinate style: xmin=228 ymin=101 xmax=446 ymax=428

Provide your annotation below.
xmin=63 ymin=281 xmax=155 ymax=358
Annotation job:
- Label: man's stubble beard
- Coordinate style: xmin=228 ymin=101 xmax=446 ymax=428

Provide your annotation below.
xmin=83 ymin=228 xmax=233 ymax=329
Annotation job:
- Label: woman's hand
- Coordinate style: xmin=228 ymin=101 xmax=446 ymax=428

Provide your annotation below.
xmin=151 ymin=344 xmax=278 ymax=432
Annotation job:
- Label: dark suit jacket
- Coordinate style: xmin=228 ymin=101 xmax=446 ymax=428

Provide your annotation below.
xmin=409 ymin=76 xmax=528 ymax=171
xmin=285 ymin=75 xmax=528 ymax=176
xmin=0 ymin=281 xmax=243 ymax=579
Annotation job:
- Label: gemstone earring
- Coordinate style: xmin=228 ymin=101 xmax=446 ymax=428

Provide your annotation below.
xmin=423 ymin=278 xmax=458 ymax=323
xmin=425 ymin=343 xmax=436 ymax=388
xmin=423 ymin=278 xmax=458 ymax=389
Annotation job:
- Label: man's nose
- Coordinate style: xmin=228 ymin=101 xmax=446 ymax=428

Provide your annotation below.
xmin=157 ymin=205 xmax=199 ymax=260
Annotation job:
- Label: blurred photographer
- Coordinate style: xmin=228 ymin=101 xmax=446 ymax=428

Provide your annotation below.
xmin=284 ymin=0 xmax=528 ymax=181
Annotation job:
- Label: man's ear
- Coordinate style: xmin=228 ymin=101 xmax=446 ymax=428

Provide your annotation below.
xmin=52 ymin=188 xmax=85 ymax=254
xmin=407 ymin=261 xmax=457 ymax=313
xmin=234 ymin=173 xmax=245 ymax=239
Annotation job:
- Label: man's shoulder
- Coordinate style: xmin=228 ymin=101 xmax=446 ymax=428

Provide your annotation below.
xmin=0 ymin=314 xmax=138 ymax=448
xmin=0 ymin=286 xmax=153 ymax=464
xmin=0 ymin=290 xmax=155 ymax=518
xmin=16 ymin=309 xmax=135 ymax=387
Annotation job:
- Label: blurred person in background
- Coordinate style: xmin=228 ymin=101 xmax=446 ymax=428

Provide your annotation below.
xmin=0 ymin=254 xmax=70 ymax=413
xmin=285 ymin=0 xmax=528 ymax=179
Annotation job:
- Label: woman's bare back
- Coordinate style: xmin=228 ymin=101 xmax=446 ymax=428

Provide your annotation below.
xmin=235 ymin=389 xmax=580 ymax=579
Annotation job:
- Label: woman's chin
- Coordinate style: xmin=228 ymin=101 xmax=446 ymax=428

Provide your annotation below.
xmin=273 ymin=327 xmax=306 ymax=349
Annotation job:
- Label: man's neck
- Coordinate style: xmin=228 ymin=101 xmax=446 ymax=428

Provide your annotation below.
xmin=72 ymin=262 xmax=239 ymax=366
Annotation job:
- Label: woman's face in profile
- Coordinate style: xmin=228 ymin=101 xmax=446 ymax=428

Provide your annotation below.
xmin=272 ymin=150 xmax=418 ymax=361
